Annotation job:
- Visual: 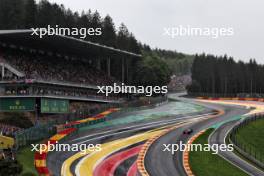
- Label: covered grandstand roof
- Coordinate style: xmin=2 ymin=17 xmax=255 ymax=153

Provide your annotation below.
xmin=0 ymin=29 xmax=142 ymax=58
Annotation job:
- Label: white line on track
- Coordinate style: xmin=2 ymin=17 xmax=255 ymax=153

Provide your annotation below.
xmin=73 ymin=113 xmax=214 ymax=145
xmin=71 ymin=113 xmax=213 ymax=142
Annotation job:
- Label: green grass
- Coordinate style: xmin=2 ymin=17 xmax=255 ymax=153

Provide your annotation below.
xmin=235 ymin=118 xmax=264 ymax=161
xmin=17 ymin=144 xmax=38 ymax=176
xmin=189 ymin=129 xmax=248 ymax=176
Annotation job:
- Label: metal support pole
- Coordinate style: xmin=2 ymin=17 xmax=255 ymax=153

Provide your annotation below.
xmin=107 ymin=58 xmax=111 ymax=77
xmin=126 ymin=58 xmax=129 ymax=84
xmin=1 ymin=64 xmax=4 ymax=79
xmin=35 ymin=103 xmax=38 ymax=125
xmin=97 ymin=58 xmax=101 ymax=70
xmin=122 ymin=58 xmax=125 ymax=83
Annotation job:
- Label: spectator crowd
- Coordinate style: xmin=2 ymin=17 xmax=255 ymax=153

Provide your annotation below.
xmin=0 ymin=123 xmax=22 ymax=137
xmin=3 ymin=84 xmax=122 ymax=101
xmin=2 ymin=50 xmax=119 ymax=86
xmin=168 ymin=74 xmax=192 ymax=92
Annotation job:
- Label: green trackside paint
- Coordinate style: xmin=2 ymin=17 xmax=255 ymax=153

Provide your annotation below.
xmin=211 ymin=115 xmax=245 ymax=129
xmin=79 ymin=101 xmax=204 ymax=131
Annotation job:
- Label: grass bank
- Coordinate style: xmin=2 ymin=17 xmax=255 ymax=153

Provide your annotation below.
xmin=235 ymin=118 xmax=264 ymax=162
xmin=189 ymin=128 xmax=248 ymax=176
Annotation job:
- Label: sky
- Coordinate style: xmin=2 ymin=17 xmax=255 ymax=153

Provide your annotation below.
xmin=47 ymin=0 xmax=264 ymax=63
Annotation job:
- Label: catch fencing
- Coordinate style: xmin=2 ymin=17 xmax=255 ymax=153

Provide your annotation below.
xmin=229 ymin=114 xmax=264 ymax=169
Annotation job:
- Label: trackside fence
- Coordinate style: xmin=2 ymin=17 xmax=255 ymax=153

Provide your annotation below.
xmin=229 ymin=114 xmax=264 ymax=169
xmin=15 ymin=122 xmax=57 ymax=148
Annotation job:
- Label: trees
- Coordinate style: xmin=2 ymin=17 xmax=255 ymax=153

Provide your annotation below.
xmin=148 ymin=48 xmax=193 ymax=75
xmin=36 ymin=0 xmax=53 ymax=27
xmin=0 ymin=0 xmax=141 ymax=54
xmin=0 ymin=0 xmax=24 ymax=29
xmin=116 ymin=23 xmax=130 ymax=50
xmin=127 ymin=33 xmax=141 ymax=54
xmin=188 ymin=54 xmax=264 ymax=96
xmin=0 ymin=0 xmax=177 ymax=87
xmin=133 ymin=54 xmax=170 ymax=87
xmin=24 ymin=0 xmax=37 ymax=28
xmin=101 ymin=15 xmax=116 ymax=47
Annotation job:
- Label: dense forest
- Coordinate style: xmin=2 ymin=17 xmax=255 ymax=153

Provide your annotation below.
xmin=0 ymin=0 xmax=141 ymax=54
xmin=187 ymin=54 xmax=264 ymax=96
xmin=140 ymin=44 xmax=193 ymax=75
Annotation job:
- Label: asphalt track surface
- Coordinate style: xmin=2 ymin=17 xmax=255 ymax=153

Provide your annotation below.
xmin=47 ymin=95 xmax=262 ymax=176
xmin=47 ymin=100 xmax=213 ymax=176
xmin=209 ymin=120 xmax=264 ymax=176
xmin=144 ymin=100 xmax=251 ymax=176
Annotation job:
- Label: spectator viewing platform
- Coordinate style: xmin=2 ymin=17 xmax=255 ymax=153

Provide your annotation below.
xmin=0 ymin=30 xmax=142 ymax=102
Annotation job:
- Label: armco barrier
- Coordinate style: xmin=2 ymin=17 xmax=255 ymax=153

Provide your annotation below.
xmin=34 ymin=108 xmax=119 ymax=176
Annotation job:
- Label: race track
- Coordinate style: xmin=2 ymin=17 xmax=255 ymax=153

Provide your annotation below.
xmin=144 ymin=102 xmax=249 ymax=176
xmin=46 ymin=94 xmax=264 ymax=176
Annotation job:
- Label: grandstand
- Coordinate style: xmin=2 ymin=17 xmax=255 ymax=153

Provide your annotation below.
xmin=0 ymin=30 xmax=141 ymax=128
